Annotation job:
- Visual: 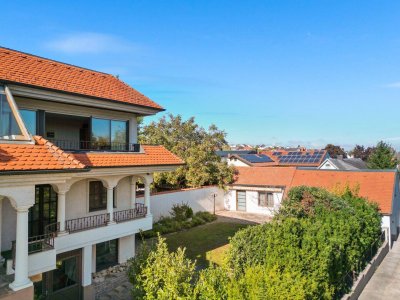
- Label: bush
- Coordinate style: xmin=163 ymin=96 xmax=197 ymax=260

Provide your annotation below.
xmin=128 ymin=235 xmax=196 ymax=299
xmin=170 ymin=203 xmax=193 ymax=221
xmin=195 ymin=211 xmax=217 ymax=222
xmin=226 ymin=186 xmax=382 ymax=298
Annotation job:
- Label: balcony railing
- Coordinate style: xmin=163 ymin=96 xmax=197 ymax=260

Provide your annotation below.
xmin=114 ymin=204 xmax=147 ymax=223
xmin=65 ymin=213 xmax=110 ymax=233
xmin=48 ymin=139 xmax=140 ymax=152
xmin=12 ymin=231 xmax=56 ymax=269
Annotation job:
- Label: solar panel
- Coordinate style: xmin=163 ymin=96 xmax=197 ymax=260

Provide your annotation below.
xmin=239 ymin=154 xmax=274 ymax=163
xmin=272 ymin=151 xmax=282 ymax=156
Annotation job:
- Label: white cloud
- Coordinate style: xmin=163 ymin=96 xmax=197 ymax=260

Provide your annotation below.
xmin=44 ymin=32 xmax=132 ymax=54
xmin=383 ymin=81 xmax=400 ymax=88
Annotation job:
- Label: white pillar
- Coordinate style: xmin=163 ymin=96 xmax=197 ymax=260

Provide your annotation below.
xmin=130 ymin=177 xmax=137 ymax=209
xmin=107 ymin=187 xmax=115 ymax=224
xmin=144 ymin=175 xmax=153 ymax=217
xmin=57 ymin=191 xmax=66 ymax=233
xmin=9 ymin=206 xmax=33 ymax=291
xmin=82 ymin=245 xmax=92 ymax=287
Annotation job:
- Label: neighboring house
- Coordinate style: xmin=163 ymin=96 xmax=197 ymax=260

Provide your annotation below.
xmin=226 ymin=167 xmax=400 ymax=244
xmin=227 ymin=149 xmax=329 ymax=168
xmin=215 ymin=150 xmax=256 ymax=162
xmin=0 ymin=48 xmax=183 ymax=300
xmin=319 ymin=156 xmax=367 ymax=170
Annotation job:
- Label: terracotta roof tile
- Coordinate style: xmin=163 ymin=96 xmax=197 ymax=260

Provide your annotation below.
xmin=231 ymin=167 xmax=397 ymax=215
xmin=0 ymin=47 xmax=163 ymax=110
xmin=290 ymin=169 xmax=396 ymax=214
xmin=72 ymin=145 xmax=184 ymax=168
xmin=233 ymin=167 xmax=297 ymax=187
xmin=0 ymin=136 xmax=86 ymax=172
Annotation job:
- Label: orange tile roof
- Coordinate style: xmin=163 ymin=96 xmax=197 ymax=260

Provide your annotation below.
xmin=0 ymin=47 xmax=163 ymax=110
xmin=72 ymin=145 xmax=184 ymax=168
xmin=233 ymin=167 xmax=297 ymax=187
xmin=0 ymin=136 xmax=86 ymax=172
xmin=231 ymin=167 xmax=397 ymax=214
xmin=290 ymin=169 xmax=396 ymax=214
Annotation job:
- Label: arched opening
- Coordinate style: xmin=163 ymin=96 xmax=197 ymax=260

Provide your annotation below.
xmin=0 ymin=196 xmax=17 ymax=259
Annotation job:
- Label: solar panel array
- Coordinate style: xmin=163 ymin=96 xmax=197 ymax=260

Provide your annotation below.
xmin=239 ymin=154 xmax=274 ymax=163
xmin=278 ymin=151 xmax=325 ymax=164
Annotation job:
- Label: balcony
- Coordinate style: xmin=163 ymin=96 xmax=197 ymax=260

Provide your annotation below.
xmin=48 ymin=139 xmax=141 ymax=152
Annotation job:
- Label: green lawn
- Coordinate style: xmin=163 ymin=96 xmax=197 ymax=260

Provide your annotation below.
xmin=165 ymin=222 xmax=250 ymax=269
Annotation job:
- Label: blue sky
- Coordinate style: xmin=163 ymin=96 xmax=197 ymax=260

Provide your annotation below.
xmin=1 ymin=1 xmax=400 ymax=149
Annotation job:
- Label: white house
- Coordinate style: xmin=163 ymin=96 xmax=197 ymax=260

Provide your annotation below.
xmin=226 ymin=167 xmax=400 ymax=244
xmin=0 ymin=48 xmax=183 ymax=300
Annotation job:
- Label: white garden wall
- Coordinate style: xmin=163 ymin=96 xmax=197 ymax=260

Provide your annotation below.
xmin=138 ymin=186 xmax=225 ymax=221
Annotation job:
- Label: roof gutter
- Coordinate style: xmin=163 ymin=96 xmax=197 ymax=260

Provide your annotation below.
xmin=0 ymin=168 xmax=90 ymax=176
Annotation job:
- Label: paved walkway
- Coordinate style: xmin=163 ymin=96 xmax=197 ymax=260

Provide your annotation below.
xmin=216 ymin=210 xmax=272 ymax=224
xmin=359 ymin=240 xmax=400 ymax=299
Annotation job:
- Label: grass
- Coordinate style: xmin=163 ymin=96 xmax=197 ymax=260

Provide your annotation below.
xmin=165 ymin=221 xmax=250 ymax=269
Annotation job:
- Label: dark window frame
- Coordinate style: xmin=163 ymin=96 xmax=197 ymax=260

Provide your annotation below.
xmin=88 ymin=181 xmax=116 ymax=212
xmin=258 ymin=192 xmax=274 ymax=208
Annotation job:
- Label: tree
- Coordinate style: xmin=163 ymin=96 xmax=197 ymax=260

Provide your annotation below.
xmin=324 ymin=144 xmax=347 ymax=158
xmin=367 ymin=141 xmax=398 ymax=169
xmin=351 ymin=145 xmax=375 ymax=161
xmin=139 ymin=114 xmax=234 ymax=189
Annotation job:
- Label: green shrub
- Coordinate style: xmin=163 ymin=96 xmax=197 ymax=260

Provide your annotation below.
xmin=195 ymin=211 xmax=217 ymax=222
xmin=190 ymin=216 xmax=206 ymax=227
xmin=226 ymin=186 xmax=382 ymax=298
xmin=170 ymin=203 xmax=194 ymax=221
xmin=129 ymin=235 xmax=196 ymax=299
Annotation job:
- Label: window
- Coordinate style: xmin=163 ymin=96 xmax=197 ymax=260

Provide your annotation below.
xmin=0 ymin=86 xmax=21 ymax=138
xmin=20 ymin=109 xmax=36 ymax=134
xmin=91 ymin=118 xmax=127 ymax=150
xmin=92 ymin=118 xmax=111 ymax=149
xmin=111 ymin=120 xmax=127 ymax=150
xmin=96 ymin=239 xmax=118 ymax=271
xmin=258 ymin=192 xmax=274 ymax=207
xmin=89 ymin=181 xmax=116 ymax=212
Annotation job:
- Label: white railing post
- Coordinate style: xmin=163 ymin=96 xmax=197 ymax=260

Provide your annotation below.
xmin=107 ymin=187 xmax=115 ymax=224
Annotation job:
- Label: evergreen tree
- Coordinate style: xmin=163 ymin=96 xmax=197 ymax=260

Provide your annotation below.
xmin=367 ymin=141 xmax=398 ymax=169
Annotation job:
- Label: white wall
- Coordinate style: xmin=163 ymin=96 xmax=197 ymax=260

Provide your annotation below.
xmin=224 ymin=188 xmax=284 ymax=216
xmin=1 ymin=198 xmax=16 ymax=252
xmin=227 ymin=158 xmax=250 ymax=167
xmin=118 ymin=234 xmax=135 ymax=264
xmin=139 ymin=186 xmax=224 ymax=221
xmin=65 ymin=177 xmax=131 ymax=219
xmin=319 ymin=160 xmax=336 ymax=170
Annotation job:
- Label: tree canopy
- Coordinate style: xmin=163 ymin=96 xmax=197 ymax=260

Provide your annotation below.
xmin=351 ymin=145 xmax=375 ymax=161
xmin=324 ymin=144 xmax=347 ymax=158
xmin=367 ymin=141 xmax=398 ymax=169
xmin=139 ymin=114 xmax=234 ymax=189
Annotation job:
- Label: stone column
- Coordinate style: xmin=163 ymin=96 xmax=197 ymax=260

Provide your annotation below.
xmin=107 ymin=187 xmax=115 ymax=224
xmin=57 ymin=191 xmax=67 ymax=233
xmin=9 ymin=206 xmax=33 ymax=291
xmin=144 ymin=175 xmax=153 ymax=217
xmin=130 ymin=176 xmax=137 ymax=209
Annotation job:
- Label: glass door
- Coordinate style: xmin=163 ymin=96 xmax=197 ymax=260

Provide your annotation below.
xmin=29 ymin=185 xmax=58 ymax=237
xmin=36 ymin=250 xmax=82 ymax=300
